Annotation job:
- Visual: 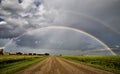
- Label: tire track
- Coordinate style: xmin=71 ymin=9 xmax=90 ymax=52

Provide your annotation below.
xmin=15 ymin=56 xmax=114 ymax=74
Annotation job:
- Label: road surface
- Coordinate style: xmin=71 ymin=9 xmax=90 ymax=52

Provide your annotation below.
xmin=16 ymin=56 xmax=113 ymax=74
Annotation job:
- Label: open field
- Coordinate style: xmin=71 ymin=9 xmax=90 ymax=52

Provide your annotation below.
xmin=0 ymin=55 xmax=48 ymax=74
xmin=62 ymin=55 xmax=120 ymax=74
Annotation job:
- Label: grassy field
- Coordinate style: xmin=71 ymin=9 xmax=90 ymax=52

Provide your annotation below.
xmin=62 ymin=55 xmax=120 ymax=74
xmin=0 ymin=55 xmax=48 ymax=74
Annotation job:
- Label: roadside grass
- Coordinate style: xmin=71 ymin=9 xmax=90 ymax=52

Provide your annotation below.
xmin=0 ymin=55 xmax=33 ymax=61
xmin=0 ymin=55 xmax=38 ymax=64
xmin=62 ymin=55 xmax=120 ymax=74
xmin=0 ymin=55 xmax=48 ymax=74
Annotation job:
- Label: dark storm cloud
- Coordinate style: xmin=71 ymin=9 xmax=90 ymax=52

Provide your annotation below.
xmin=12 ymin=28 xmax=107 ymax=50
xmin=43 ymin=0 xmax=120 ymax=54
xmin=4 ymin=28 xmax=113 ymax=55
xmin=18 ymin=0 xmax=23 ymax=3
xmin=0 ymin=24 xmax=26 ymax=38
xmin=15 ymin=34 xmax=49 ymax=48
xmin=0 ymin=18 xmax=4 ymax=21
xmin=0 ymin=0 xmax=27 ymax=38
xmin=34 ymin=0 xmax=41 ymax=7
xmin=0 ymin=0 xmax=120 ymax=54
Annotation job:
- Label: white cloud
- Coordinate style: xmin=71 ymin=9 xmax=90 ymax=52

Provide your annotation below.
xmin=20 ymin=0 xmax=34 ymax=9
xmin=6 ymin=18 xmax=28 ymax=26
xmin=0 ymin=21 xmax=7 ymax=25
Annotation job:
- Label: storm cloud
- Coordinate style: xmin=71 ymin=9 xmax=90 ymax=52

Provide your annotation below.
xmin=4 ymin=27 xmax=114 ymax=55
xmin=0 ymin=0 xmax=120 ymax=54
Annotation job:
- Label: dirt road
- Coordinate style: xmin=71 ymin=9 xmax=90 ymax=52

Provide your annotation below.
xmin=16 ymin=56 xmax=113 ymax=74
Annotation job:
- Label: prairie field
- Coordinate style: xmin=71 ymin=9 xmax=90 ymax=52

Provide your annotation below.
xmin=0 ymin=55 xmax=47 ymax=74
xmin=62 ymin=55 xmax=120 ymax=74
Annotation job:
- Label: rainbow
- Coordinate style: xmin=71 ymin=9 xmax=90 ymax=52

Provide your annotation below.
xmin=58 ymin=10 xmax=120 ymax=35
xmin=8 ymin=25 xmax=116 ymax=55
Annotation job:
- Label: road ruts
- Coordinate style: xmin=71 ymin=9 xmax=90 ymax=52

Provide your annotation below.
xmin=16 ymin=56 xmax=114 ymax=74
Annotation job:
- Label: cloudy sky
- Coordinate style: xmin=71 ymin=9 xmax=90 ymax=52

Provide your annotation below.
xmin=0 ymin=0 xmax=120 ymax=55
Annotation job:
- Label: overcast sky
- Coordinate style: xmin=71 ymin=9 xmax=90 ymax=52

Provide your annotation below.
xmin=0 ymin=0 xmax=120 ymax=55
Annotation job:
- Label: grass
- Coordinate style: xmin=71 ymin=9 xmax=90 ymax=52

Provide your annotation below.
xmin=0 ymin=55 xmax=38 ymax=64
xmin=0 ymin=55 xmax=48 ymax=74
xmin=0 ymin=55 xmax=33 ymax=61
xmin=62 ymin=55 xmax=120 ymax=74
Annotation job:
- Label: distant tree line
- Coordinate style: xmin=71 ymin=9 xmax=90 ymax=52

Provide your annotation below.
xmin=8 ymin=52 xmax=50 ymax=56
xmin=0 ymin=48 xmax=50 ymax=56
xmin=0 ymin=48 xmax=3 ymax=55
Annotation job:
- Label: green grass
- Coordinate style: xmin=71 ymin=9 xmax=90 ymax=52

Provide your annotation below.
xmin=0 ymin=55 xmax=48 ymax=74
xmin=0 ymin=55 xmax=36 ymax=61
xmin=62 ymin=55 xmax=120 ymax=74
